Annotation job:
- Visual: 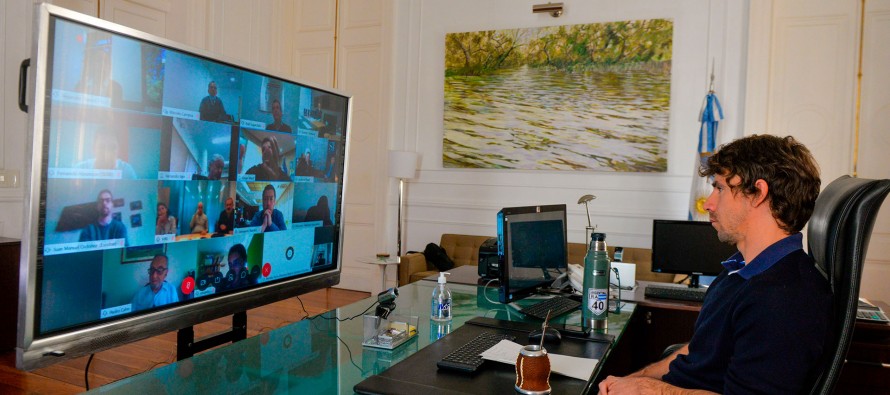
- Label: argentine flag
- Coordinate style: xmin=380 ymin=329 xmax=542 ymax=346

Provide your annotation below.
xmin=689 ymin=91 xmax=723 ymax=221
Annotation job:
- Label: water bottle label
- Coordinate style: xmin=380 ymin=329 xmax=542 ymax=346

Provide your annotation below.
xmin=436 ymin=300 xmax=451 ymax=318
xmin=588 ymin=289 xmax=608 ymax=316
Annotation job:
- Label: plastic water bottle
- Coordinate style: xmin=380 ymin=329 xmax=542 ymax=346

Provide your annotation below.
xmin=430 ymin=319 xmax=452 ymax=342
xmin=431 ymin=272 xmax=452 ymax=321
xmin=582 ymin=233 xmax=610 ymax=330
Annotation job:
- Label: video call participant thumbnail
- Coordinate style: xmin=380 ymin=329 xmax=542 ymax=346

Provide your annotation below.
xmin=266 ymin=99 xmax=292 ymax=133
xmin=80 ymin=189 xmax=129 ymax=245
xmin=259 ymin=229 xmax=315 ymax=282
xmin=304 ymin=195 xmax=333 ymax=226
xmin=223 ymin=244 xmax=256 ymax=291
xmin=246 ymin=136 xmax=290 ymax=181
xmin=131 ymin=254 xmax=180 ymax=311
xmin=193 ymin=154 xmax=226 ymax=181
xmin=74 ymin=128 xmax=138 ymax=179
xmin=199 ymin=81 xmax=230 ymax=122
xmin=250 ymin=184 xmax=287 ymax=232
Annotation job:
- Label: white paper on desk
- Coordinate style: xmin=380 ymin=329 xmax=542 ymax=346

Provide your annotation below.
xmin=479 ymin=340 xmax=599 ymax=381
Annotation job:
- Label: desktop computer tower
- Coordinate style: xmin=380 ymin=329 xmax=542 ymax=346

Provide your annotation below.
xmin=478 ymin=237 xmax=500 ymax=279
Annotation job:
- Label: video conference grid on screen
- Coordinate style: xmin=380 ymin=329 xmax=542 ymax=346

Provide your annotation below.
xmin=38 ymin=17 xmax=347 ymax=335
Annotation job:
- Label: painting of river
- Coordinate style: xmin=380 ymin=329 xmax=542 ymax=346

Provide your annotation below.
xmin=443 ymin=19 xmax=673 ymax=172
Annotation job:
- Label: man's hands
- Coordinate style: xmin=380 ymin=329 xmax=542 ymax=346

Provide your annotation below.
xmin=598 ymin=344 xmax=710 ymax=395
xmin=600 ymin=376 xmax=670 ymax=395
xmin=259 ymin=209 xmax=272 ymax=232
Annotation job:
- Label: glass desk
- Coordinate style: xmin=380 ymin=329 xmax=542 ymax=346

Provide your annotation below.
xmin=89 ymin=281 xmax=635 ymax=394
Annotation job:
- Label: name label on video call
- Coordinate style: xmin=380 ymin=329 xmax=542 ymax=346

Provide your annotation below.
xmin=52 ymin=89 xmax=111 ymax=108
xmin=157 ymin=171 xmax=193 ymax=181
xmin=44 ymin=239 xmax=126 ymax=255
xmin=100 ymin=304 xmax=132 ymax=319
xmin=48 ymin=167 xmax=122 ymax=179
xmin=240 ymin=119 xmax=265 ymax=130
xmin=155 ymin=234 xmax=175 ymax=244
xmin=162 ymin=106 xmax=199 ymax=120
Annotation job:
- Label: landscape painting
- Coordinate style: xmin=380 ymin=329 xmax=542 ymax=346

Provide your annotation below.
xmin=443 ymin=19 xmax=673 ymax=171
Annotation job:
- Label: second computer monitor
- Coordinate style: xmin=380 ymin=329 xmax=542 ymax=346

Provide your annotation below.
xmin=497 ymin=204 xmax=568 ymax=303
xmin=651 ymin=219 xmax=739 ymax=287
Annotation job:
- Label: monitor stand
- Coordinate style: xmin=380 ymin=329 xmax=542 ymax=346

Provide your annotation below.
xmin=688 ymin=274 xmax=703 ymax=288
xmin=176 ymin=311 xmax=247 ymax=360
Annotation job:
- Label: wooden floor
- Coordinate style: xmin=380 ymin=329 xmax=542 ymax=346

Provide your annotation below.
xmin=0 ymin=287 xmax=369 ymax=394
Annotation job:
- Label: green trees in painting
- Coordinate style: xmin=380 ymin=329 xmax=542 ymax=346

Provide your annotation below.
xmin=445 ymin=19 xmax=673 ymax=76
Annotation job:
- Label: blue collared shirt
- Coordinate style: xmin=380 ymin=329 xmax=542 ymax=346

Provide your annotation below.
xmin=719 ymin=232 xmax=804 ymax=279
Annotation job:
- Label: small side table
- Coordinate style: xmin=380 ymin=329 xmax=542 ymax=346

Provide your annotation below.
xmin=358 ymin=256 xmax=401 ymax=293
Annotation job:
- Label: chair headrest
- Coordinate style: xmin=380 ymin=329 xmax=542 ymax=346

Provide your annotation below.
xmin=807 ymin=175 xmax=889 ymax=287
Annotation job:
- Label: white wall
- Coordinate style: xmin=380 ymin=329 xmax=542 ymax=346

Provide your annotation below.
xmin=745 ymin=0 xmax=890 ymax=303
xmin=388 ymin=0 xmax=749 ymax=253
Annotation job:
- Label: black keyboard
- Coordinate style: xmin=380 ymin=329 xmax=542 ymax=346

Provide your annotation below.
xmin=436 ymin=332 xmax=517 ymax=373
xmin=644 ymin=285 xmax=707 ymax=302
xmin=518 ymin=295 xmax=581 ymax=320
xmin=856 ymin=308 xmax=889 ymax=323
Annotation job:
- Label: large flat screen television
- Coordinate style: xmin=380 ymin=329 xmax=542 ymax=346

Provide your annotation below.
xmin=650 ymin=219 xmax=738 ymax=287
xmin=17 ymin=4 xmax=352 ymax=370
xmin=497 ymin=204 xmax=568 ymax=303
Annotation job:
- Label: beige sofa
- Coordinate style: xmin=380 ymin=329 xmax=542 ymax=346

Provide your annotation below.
xmin=398 ymin=233 xmax=674 ymax=285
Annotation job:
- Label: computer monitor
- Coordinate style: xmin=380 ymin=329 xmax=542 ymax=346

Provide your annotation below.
xmin=497 ymin=204 xmax=568 ymax=303
xmin=650 ymin=219 xmax=738 ymax=287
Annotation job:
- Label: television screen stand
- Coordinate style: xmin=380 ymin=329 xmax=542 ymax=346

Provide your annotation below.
xmin=177 ymin=311 xmax=247 ymax=360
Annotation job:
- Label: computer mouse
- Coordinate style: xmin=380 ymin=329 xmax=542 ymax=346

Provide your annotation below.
xmin=528 ymin=327 xmax=561 ymax=345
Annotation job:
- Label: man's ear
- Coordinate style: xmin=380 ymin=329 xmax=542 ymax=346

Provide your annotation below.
xmin=751 ymin=179 xmax=769 ymax=207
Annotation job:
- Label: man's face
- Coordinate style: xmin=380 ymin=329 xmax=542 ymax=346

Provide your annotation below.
xmin=208 ymin=82 xmax=218 ymax=96
xmin=196 ymin=202 xmax=204 ymax=214
xmin=94 ymin=139 xmax=119 ymax=169
xmin=271 ymin=101 xmax=282 ymax=122
xmin=261 ymin=141 xmax=274 ymax=164
xmin=263 ymin=189 xmax=276 ymax=211
xmin=225 ymin=198 xmax=234 ymax=213
xmin=704 ymin=174 xmax=751 ymax=246
xmin=97 ymin=191 xmax=113 ymax=217
xmin=209 ymin=160 xmax=223 ymax=180
xmin=149 ymin=256 xmax=168 ymax=291
xmin=228 ymin=251 xmax=243 ymax=275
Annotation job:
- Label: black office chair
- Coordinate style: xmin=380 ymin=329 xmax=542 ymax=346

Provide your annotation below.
xmin=805 ymin=175 xmax=890 ymax=395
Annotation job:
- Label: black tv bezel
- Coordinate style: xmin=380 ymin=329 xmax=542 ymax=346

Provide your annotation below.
xmin=650 ymin=219 xmax=737 ymax=279
xmin=497 ymin=204 xmax=568 ymax=304
xmin=17 ymin=4 xmax=352 ymax=370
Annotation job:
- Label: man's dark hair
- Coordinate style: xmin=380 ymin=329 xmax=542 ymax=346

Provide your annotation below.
xmin=263 ymin=184 xmax=276 ymax=197
xmin=700 ymin=134 xmax=820 ymax=233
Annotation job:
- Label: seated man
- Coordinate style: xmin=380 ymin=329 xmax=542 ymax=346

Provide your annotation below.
xmin=599 ymin=135 xmax=830 ymax=395
xmin=190 ymin=201 xmax=209 ymax=234
xmin=199 ymin=81 xmax=229 ymax=122
xmin=249 ymin=184 xmax=286 ymax=232
xmin=80 ymin=189 xmax=128 ymax=245
xmin=131 ymin=254 xmax=179 ymax=311
xmin=246 ymin=136 xmax=290 ymax=181
xmin=214 ymin=197 xmax=235 ymax=236
xmin=265 ymin=99 xmax=292 ymax=132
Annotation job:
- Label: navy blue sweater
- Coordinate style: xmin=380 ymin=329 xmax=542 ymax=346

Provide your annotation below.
xmin=663 ymin=247 xmax=831 ymax=394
